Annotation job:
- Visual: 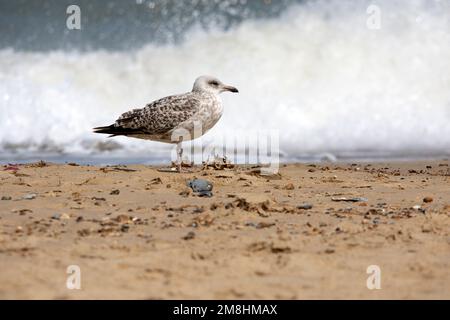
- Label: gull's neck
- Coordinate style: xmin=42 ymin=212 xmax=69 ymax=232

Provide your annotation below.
xmin=192 ymin=88 xmax=220 ymax=97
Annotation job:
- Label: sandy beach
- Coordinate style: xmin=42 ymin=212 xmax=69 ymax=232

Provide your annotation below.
xmin=0 ymin=160 xmax=449 ymax=299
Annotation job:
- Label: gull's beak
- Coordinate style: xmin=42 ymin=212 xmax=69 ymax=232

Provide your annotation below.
xmin=222 ymin=85 xmax=239 ymax=93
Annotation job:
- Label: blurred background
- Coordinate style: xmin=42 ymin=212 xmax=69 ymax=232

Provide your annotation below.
xmin=0 ymin=0 xmax=449 ymax=164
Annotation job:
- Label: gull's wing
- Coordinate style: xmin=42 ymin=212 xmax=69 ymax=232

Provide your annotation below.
xmin=94 ymin=93 xmax=202 ymax=137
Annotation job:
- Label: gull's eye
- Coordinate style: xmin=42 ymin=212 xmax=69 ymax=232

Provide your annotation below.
xmin=209 ymin=80 xmax=219 ymax=86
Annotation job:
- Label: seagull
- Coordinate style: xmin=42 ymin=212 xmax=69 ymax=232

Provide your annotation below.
xmin=93 ymin=75 xmax=238 ymax=172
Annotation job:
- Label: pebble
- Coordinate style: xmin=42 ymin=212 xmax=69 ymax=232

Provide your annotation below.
xmin=412 ymin=205 xmax=426 ymax=213
xmin=110 ymin=189 xmax=120 ymax=195
xmin=15 ymin=209 xmax=33 ymax=215
xmin=67 ymin=162 xmax=79 ymax=166
xmin=187 ymin=179 xmax=213 ymax=197
xmin=182 ymin=231 xmax=196 ymax=240
xmin=421 ymin=223 xmax=433 ymax=233
xmin=1 ymin=196 xmax=12 ymax=200
xmin=61 ymin=213 xmax=70 ymax=220
xmin=283 ymin=183 xmax=295 ymax=190
xmin=77 ymin=229 xmax=91 ymax=236
xmin=423 ymin=196 xmax=433 ymax=203
xmin=297 ymin=203 xmax=313 ymax=210
xmin=51 ymin=213 xmax=61 ymax=220
xmin=255 ymin=222 xmax=275 ymax=229
xmin=22 ymin=193 xmax=37 ymax=200
xmin=115 ymin=214 xmax=131 ymax=223
xmin=179 ymin=188 xmax=192 ymax=197
xmin=331 ymin=197 xmax=368 ymax=202
xmin=245 ymin=222 xmax=257 ymax=228
xmin=149 ymin=177 xmax=162 ymax=185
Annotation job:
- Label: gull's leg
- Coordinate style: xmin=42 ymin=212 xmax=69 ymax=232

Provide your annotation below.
xmin=176 ymin=139 xmax=183 ymax=173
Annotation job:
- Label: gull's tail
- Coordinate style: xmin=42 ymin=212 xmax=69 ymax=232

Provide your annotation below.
xmin=93 ymin=124 xmax=143 ymax=137
xmin=93 ymin=124 xmax=123 ymax=137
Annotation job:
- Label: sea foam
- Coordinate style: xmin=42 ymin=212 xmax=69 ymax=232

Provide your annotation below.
xmin=1 ymin=0 xmax=449 ymax=162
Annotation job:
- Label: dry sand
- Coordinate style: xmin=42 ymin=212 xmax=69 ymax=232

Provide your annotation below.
xmin=0 ymin=160 xmax=449 ymax=299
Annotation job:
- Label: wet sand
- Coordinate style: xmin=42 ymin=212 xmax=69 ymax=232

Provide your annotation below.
xmin=0 ymin=161 xmax=449 ymax=299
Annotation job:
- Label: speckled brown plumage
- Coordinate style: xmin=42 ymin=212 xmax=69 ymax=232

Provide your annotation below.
xmin=93 ymin=75 xmax=238 ymax=145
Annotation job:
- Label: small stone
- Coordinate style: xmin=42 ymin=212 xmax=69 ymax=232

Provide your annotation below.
xmin=187 ymin=179 xmax=213 ymax=197
xmin=120 ymin=224 xmax=130 ymax=232
xmin=110 ymin=189 xmax=120 ymax=195
xmin=283 ymin=183 xmax=295 ymax=190
xmin=423 ymin=196 xmax=433 ymax=203
xmin=270 ymin=243 xmax=292 ymax=253
xmin=255 ymin=222 xmax=275 ymax=229
xmin=60 ymin=213 xmax=70 ymax=220
xmin=412 ymin=205 xmax=422 ymax=210
xmin=51 ymin=213 xmax=61 ymax=220
xmin=386 ymin=234 xmax=396 ymax=241
xmin=92 ymin=197 xmax=106 ymax=201
xmin=182 ymin=231 xmax=196 ymax=240
xmin=421 ymin=223 xmax=433 ymax=233
xmin=297 ymin=203 xmax=313 ymax=210
xmin=17 ymin=209 xmax=33 ymax=215
xmin=149 ymin=177 xmax=162 ymax=185
xmin=331 ymin=197 xmax=368 ymax=202
xmin=77 ymin=228 xmax=91 ymax=236
xmin=114 ymin=214 xmax=131 ymax=223
xmin=1 ymin=196 xmax=12 ymax=201
xmin=22 ymin=193 xmax=37 ymax=200
xmin=179 ymin=188 xmax=192 ymax=197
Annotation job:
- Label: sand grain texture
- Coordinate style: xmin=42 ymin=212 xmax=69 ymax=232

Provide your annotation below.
xmin=0 ymin=161 xmax=449 ymax=299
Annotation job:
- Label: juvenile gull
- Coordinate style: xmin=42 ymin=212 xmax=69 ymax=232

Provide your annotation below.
xmin=93 ymin=75 xmax=238 ymax=172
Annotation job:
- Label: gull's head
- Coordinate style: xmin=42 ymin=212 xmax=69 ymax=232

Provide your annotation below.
xmin=192 ymin=75 xmax=238 ymax=95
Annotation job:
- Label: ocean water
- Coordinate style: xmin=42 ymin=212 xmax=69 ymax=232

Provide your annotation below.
xmin=1 ymin=0 xmax=450 ymax=164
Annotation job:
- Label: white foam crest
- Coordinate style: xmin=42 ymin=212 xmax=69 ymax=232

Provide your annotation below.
xmin=1 ymin=0 xmax=450 ymax=159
